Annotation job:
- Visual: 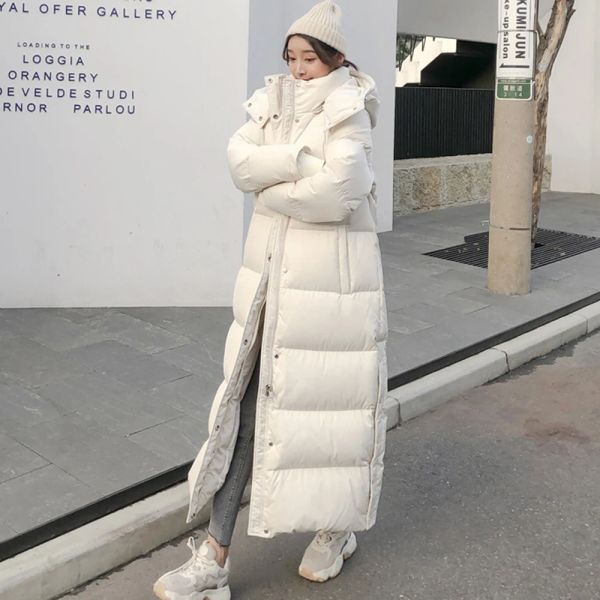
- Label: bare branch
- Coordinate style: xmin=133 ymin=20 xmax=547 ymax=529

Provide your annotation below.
xmin=540 ymin=0 xmax=575 ymax=76
xmin=536 ymin=18 xmax=545 ymax=39
xmin=531 ymin=0 xmax=576 ymax=242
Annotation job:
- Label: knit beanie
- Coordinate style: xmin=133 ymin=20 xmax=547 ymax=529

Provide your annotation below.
xmin=286 ymin=0 xmax=347 ymax=56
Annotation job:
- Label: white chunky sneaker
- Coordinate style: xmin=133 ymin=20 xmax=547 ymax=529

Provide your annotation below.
xmin=298 ymin=530 xmax=357 ymax=583
xmin=153 ymin=537 xmax=231 ymax=600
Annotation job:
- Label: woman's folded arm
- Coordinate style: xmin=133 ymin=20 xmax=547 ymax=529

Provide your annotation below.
xmin=227 ymin=119 xmax=309 ymax=193
xmin=257 ymin=111 xmax=374 ymax=223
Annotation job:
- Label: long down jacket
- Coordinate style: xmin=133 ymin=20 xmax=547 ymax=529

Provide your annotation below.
xmin=186 ymin=66 xmax=389 ymax=537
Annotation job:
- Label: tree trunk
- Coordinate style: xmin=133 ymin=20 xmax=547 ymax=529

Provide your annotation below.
xmin=532 ymin=0 xmax=576 ymax=244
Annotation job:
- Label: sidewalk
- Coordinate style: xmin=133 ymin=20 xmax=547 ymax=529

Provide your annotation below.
xmin=59 ymin=328 xmax=600 ymax=600
xmin=0 ymin=192 xmax=599 ymax=547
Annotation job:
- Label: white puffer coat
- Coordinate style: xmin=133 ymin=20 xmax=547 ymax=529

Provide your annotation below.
xmin=186 ymin=66 xmax=388 ymax=537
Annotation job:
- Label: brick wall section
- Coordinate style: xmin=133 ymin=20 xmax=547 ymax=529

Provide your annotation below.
xmin=393 ymin=154 xmax=552 ymax=216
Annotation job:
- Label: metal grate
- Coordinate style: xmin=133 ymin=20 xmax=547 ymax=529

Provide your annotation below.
xmin=425 ymin=228 xmax=600 ymax=269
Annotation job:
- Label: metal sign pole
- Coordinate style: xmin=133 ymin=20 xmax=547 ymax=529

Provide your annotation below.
xmin=487 ymin=0 xmax=537 ymax=295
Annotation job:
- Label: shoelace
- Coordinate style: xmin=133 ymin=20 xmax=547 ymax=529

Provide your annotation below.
xmin=181 ymin=537 xmax=215 ymax=574
xmin=315 ymin=531 xmax=334 ymax=547
xmin=186 ymin=536 xmax=200 ymax=557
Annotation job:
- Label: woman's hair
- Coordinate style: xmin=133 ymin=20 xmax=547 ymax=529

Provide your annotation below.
xmin=282 ymin=34 xmax=359 ymax=71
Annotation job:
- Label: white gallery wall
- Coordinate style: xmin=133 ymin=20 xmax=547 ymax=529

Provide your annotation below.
xmin=1 ymin=0 xmax=397 ymax=308
xmin=0 ymin=0 xmax=249 ymax=307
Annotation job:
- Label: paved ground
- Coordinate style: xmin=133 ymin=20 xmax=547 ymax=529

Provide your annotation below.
xmin=59 ymin=328 xmax=600 ymax=600
xmin=0 ymin=192 xmax=599 ymax=544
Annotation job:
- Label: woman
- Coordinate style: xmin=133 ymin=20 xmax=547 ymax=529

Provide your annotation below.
xmin=154 ymin=1 xmax=388 ymax=598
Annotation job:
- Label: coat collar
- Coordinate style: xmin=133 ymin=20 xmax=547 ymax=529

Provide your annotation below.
xmin=287 ymin=66 xmax=351 ymax=115
xmin=243 ymin=67 xmax=379 ymax=131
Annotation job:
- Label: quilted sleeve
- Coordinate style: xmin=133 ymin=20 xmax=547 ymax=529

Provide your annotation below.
xmin=226 ymin=119 xmax=309 ymax=193
xmin=257 ymin=109 xmax=374 ymax=223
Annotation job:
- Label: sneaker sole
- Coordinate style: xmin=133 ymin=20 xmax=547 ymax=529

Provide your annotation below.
xmin=153 ymin=580 xmax=231 ymax=600
xmin=298 ymin=532 xmax=358 ymax=583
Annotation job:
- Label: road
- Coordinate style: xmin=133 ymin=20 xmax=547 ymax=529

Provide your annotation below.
xmin=61 ymin=330 xmax=600 ymax=600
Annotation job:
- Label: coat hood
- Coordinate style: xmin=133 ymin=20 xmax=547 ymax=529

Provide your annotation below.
xmin=244 ymin=66 xmax=380 ymax=130
xmin=347 ymin=68 xmax=380 ymax=128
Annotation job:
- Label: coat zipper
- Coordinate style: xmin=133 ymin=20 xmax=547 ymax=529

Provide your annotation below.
xmin=250 ymin=214 xmax=287 ymax=534
xmin=188 ymin=225 xmax=276 ymax=521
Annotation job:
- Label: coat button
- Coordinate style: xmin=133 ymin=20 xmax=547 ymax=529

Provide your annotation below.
xmin=248 ymin=102 xmax=252 ymax=107
xmin=243 ymin=339 xmax=248 ymax=345
xmin=274 ymin=353 xmax=279 ymax=359
xmin=273 ymin=114 xmax=279 ymax=119
xmin=258 ymin=116 xmax=263 ymax=121
xmin=294 ymin=118 xmax=300 ymax=123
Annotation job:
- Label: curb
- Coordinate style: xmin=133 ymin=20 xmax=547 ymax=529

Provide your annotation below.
xmin=388 ymin=300 xmax=600 ymax=423
xmin=389 ymin=348 xmax=508 ymax=422
xmin=0 ymin=485 xmax=210 ymax=600
xmin=1 ymin=300 xmax=599 ymax=600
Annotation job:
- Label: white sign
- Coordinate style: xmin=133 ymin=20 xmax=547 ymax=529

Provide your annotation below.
xmin=499 ymin=0 xmax=536 ymax=32
xmin=496 ymin=30 xmax=536 ymax=79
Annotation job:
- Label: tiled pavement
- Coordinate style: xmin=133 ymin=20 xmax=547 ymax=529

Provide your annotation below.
xmin=0 ymin=192 xmax=598 ymax=544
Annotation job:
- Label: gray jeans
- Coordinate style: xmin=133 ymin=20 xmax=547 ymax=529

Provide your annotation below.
xmin=207 ymin=351 xmax=260 ymax=547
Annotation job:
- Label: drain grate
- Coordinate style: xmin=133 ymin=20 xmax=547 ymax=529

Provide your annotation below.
xmin=425 ymin=228 xmax=600 ymax=269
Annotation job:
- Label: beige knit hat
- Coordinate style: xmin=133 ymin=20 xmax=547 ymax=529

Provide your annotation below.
xmin=286 ymin=0 xmax=347 ymax=56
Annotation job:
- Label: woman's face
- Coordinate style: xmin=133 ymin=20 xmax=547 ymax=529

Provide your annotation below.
xmin=286 ymin=35 xmax=335 ymax=80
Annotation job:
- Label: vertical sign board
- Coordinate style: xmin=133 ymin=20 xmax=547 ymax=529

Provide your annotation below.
xmin=0 ymin=2 xmax=243 ymax=306
xmin=496 ymin=0 xmax=536 ymax=100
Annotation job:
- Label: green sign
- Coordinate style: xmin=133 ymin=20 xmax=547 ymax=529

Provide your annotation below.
xmin=496 ymin=78 xmax=533 ymax=101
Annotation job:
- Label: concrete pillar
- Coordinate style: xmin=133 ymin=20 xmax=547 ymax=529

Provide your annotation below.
xmin=487 ymin=99 xmax=534 ymax=295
